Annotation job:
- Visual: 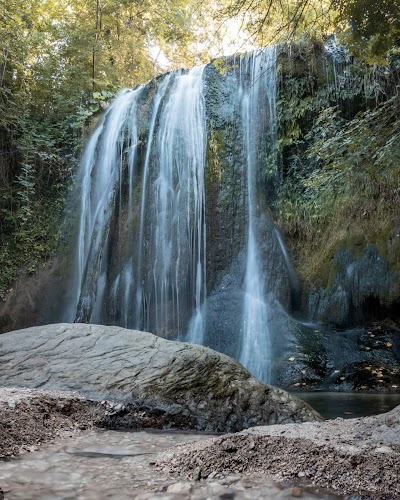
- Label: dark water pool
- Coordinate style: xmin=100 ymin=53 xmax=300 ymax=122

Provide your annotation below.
xmin=293 ymin=391 xmax=400 ymax=420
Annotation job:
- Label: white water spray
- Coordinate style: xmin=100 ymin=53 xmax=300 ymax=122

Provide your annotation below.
xmin=151 ymin=65 xmax=207 ymax=338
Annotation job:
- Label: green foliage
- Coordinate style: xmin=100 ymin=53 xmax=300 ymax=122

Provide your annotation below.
xmin=0 ymin=0 xmax=215 ymax=298
xmin=276 ymin=44 xmax=400 ymax=287
xmin=332 ymin=0 xmax=400 ymax=61
xmin=0 ymin=191 xmax=66 ymax=299
xmin=218 ymin=0 xmax=334 ymax=46
xmin=217 ymin=0 xmax=399 ymax=65
xmin=306 ymin=96 xmax=400 ymax=193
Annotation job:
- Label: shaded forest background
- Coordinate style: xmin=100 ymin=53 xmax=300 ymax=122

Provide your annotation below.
xmin=0 ymin=0 xmax=399 ymax=300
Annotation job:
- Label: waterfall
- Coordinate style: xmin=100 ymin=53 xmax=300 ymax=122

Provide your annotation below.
xmin=135 ymin=73 xmax=173 ymax=330
xmin=72 ymin=87 xmax=145 ymax=323
xmin=238 ymin=47 xmax=277 ymax=383
xmin=145 ymin=65 xmax=207 ymax=338
xmin=61 ymin=46 xmax=297 ymax=384
xmin=69 ymin=67 xmax=207 ymax=339
xmin=115 ymin=73 xmax=173 ymax=330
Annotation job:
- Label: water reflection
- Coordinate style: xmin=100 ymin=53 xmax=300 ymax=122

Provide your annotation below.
xmin=295 ymin=391 xmax=400 ymax=419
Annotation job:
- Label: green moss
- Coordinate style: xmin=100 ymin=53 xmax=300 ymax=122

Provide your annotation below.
xmin=206 ymin=126 xmax=227 ymax=186
xmin=279 ymin=190 xmax=399 ymax=290
xmin=212 ymin=58 xmax=233 ymax=76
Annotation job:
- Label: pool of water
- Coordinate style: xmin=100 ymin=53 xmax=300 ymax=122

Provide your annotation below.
xmin=294 ymin=391 xmax=400 ymax=420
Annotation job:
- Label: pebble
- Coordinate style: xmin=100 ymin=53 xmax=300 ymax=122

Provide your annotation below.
xmin=222 ymin=475 xmax=242 ymax=485
xmin=166 ymin=482 xmax=192 ymax=494
xmin=220 ymin=439 xmax=237 ymax=452
xmin=193 ymin=466 xmax=202 ymax=481
xmin=374 ymin=446 xmax=393 ymax=454
xmin=281 ymin=486 xmax=303 ymax=497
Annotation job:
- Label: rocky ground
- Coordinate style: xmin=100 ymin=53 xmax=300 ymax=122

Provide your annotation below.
xmin=0 ymin=388 xmax=335 ymax=499
xmin=157 ymin=405 xmax=400 ymax=499
xmin=0 ymin=427 xmax=340 ymax=500
xmin=1 ymin=387 xmax=399 ymax=499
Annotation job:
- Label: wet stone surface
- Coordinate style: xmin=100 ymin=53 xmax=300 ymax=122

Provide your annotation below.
xmin=0 ymin=429 xmax=339 ymax=499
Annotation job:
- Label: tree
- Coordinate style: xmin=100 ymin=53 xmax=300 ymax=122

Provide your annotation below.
xmin=0 ymin=0 xmax=213 ymax=296
xmin=332 ymin=0 xmax=400 ymax=60
xmin=215 ymin=0 xmax=399 ymax=60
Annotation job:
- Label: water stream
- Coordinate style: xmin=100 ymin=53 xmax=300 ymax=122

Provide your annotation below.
xmin=73 ymin=87 xmax=145 ymax=324
xmin=0 ymin=429 xmax=341 ymax=499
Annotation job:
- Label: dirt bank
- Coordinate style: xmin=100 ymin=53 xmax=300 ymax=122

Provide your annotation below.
xmin=0 ymin=387 xmax=211 ymax=459
xmin=0 ymin=388 xmax=99 ymax=458
xmin=157 ymin=405 xmax=400 ymax=499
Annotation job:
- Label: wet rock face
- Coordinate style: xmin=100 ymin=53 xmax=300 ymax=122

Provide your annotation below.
xmin=204 ymin=253 xmax=245 ymax=360
xmin=308 ymin=242 xmax=400 ymax=329
xmin=275 ymin=321 xmax=400 ymax=391
xmin=0 ymin=324 xmax=322 ymax=432
xmin=202 ymin=63 xmax=248 ymax=293
xmin=202 ymin=62 xmax=291 ymax=306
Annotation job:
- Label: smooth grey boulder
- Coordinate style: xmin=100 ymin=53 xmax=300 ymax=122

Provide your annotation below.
xmin=0 ymin=323 xmax=322 ymax=431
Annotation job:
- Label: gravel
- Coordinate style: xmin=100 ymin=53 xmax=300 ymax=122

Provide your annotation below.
xmin=156 ymin=405 xmax=400 ymax=498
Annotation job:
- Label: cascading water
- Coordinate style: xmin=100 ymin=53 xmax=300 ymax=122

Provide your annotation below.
xmin=72 ymin=87 xmax=144 ymax=323
xmin=238 ymin=47 xmax=277 ymax=383
xmin=114 ymin=73 xmax=173 ymax=330
xmin=144 ymin=65 xmax=207 ymax=338
xmin=62 ymin=46 xmax=298 ymax=384
xmin=68 ymin=66 xmax=207 ymax=340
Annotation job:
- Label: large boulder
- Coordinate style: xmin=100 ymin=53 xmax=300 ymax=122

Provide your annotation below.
xmin=0 ymin=323 xmax=321 ymax=431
